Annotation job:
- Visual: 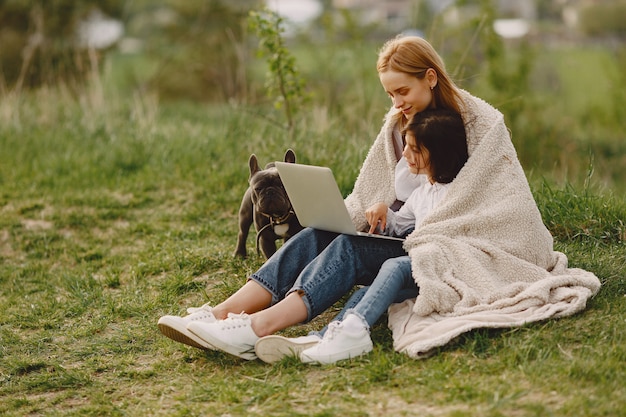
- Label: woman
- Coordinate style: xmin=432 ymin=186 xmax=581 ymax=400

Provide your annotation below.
xmin=158 ymin=35 xmax=459 ymax=360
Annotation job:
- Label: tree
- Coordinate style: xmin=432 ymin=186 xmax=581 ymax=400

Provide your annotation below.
xmin=0 ymin=0 xmax=125 ymax=92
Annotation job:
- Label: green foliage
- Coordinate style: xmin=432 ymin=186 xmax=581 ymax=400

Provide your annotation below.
xmin=578 ymin=1 xmax=626 ymax=37
xmin=128 ymin=1 xmax=253 ymax=101
xmin=472 ymin=0 xmax=534 ymax=125
xmin=248 ymin=7 xmax=308 ymax=140
xmin=535 ymin=176 xmax=626 ymax=245
xmin=535 ymin=0 xmax=564 ymax=20
xmin=435 ymin=1 xmax=626 ymax=189
xmin=1 ymin=79 xmax=625 ymax=415
xmin=0 ymin=0 xmax=125 ymax=91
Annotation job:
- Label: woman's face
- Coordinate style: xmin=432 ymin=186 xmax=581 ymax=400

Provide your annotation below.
xmin=379 ymin=69 xmax=435 ymax=119
xmin=402 ymin=132 xmax=431 ymax=177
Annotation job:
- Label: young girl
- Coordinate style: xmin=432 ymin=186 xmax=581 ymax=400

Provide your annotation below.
xmin=295 ymin=108 xmax=468 ymax=364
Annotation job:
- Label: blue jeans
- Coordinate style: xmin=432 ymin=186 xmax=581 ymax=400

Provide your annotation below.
xmin=249 ymin=227 xmax=406 ymax=322
xmin=313 ymin=256 xmax=417 ymax=337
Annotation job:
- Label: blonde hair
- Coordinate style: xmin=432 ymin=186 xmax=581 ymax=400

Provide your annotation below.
xmin=377 ymin=35 xmax=463 ymax=116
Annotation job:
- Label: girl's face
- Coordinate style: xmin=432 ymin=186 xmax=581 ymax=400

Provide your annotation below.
xmin=379 ymin=69 xmax=436 ymax=119
xmin=403 ymin=132 xmax=431 ymax=177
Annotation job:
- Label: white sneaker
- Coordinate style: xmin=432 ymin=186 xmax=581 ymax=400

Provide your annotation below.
xmin=300 ymin=314 xmax=373 ymax=364
xmin=157 ymin=303 xmax=217 ymax=350
xmin=255 ymin=334 xmax=322 ymax=364
xmin=187 ymin=312 xmax=258 ymax=360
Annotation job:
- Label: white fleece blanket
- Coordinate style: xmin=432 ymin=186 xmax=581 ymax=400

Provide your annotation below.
xmin=386 ymin=93 xmax=601 ymax=358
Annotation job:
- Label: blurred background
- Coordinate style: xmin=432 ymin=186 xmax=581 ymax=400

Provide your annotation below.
xmin=1 ymin=0 xmax=625 ymax=189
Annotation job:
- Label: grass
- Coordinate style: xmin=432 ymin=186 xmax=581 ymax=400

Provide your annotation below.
xmin=1 ymin=44 xmax=625 ymax=416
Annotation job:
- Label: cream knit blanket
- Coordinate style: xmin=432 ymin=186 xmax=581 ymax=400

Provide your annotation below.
xmin=345 ymin=90 xmax=601 ymax=358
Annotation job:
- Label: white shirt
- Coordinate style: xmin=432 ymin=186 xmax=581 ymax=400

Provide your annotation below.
xmin=395 ymin=157 xmax=427 ymax=202
xmin=385 ymin=176 xmax=449 ymax=237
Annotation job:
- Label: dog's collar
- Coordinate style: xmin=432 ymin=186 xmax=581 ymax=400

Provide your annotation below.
xmin=261 ymin=210 xmax=295 ymax=225
xmin=255 ymin=210 xmax=296 ymax=255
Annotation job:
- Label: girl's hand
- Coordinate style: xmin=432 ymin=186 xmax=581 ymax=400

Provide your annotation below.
xmin=365 ymin=202 xmax=388 ymax=234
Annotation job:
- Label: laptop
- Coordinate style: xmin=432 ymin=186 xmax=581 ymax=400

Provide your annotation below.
xmin=275 ymin=162 xmax=405 ymax=242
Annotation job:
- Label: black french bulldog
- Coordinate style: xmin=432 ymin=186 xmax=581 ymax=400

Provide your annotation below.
xmin=234 ymin=149 xmax=304 ymax=259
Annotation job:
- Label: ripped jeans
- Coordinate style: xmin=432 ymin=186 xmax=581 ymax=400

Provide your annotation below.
xmin=312 ymin=256 xmax=417 ymax=337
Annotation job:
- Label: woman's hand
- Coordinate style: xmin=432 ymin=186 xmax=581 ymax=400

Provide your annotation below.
xmin=365 ymin=202 xmax=389 ymax=234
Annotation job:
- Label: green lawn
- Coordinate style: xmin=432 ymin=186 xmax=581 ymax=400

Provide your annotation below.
xmin=1 ymin=42 xmax=625 ymax=416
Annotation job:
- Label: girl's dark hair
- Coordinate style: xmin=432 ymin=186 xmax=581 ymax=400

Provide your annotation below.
xmin=403 ymin=109 xmax=468 ymax=184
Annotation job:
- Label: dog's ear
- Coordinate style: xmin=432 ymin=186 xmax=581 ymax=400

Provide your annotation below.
xmin=284 ymin=149 xmax=296 ymax=164
xmin=249 ymin=154 xmax=261 ymax=179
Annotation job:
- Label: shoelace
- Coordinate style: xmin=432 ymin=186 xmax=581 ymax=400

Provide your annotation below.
xmin=186 ymin=303 xmax=212 ymax=314
xmin=185 ymin=303 xmax=214 ymax=320
xmin=319 ymin=321 xmax=343 ymax=344
xmin=219 ymin=312 xmax=250 ymax=330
